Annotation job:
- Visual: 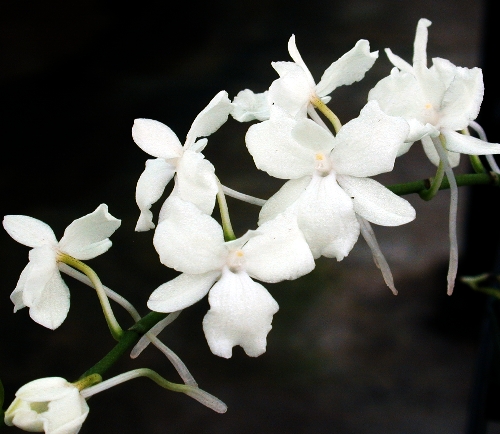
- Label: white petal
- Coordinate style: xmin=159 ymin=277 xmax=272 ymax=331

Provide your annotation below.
xmin=132 ymin=118 xmax=183 ymax=159
xmin=203 ymin=268 xmax=279 ymax=358
xmin=185 ymin=91 xmax=232 ymax=147
xmin=258 ymin=177 xmax=311 ymax=224
xmin=147 ymin=271 xmax=220 ymax=312
xmin=244 ymin=213 xmax=315 ymax=283
xmin=337 ymin=175 xmax=416 ymax=226
xmin=292 ymin=118 xmax=336 ymax=153
xmin=412 ymin=18 xmax=432 ymax=71
xmin=153 ymin=197 xmax=226 ymax=274
xmin=175 ymin=149 xmax=218 ymax=215
xmin=440 ymin=67 xmax=483 ymax=131
xmin=442 ymin=130 xmax=500 ymax=155
xmin=286 ymin=35 xmax=315 ymax=85
xmin=11 ymin=262 xmax=32 ymax=312
xmin=3 ymin=215 xmax=57 ymax=248
xmin=421 ymin=135 xmax=460 ymax=167
xmin=29 ymin=268 xmax=70 ymax=330
xmin=246 ymin=107 xmax=315 ymax=179
xmin=295 ymin=174 xmax=359 ymax=260
xmin=45 ymin=390 xmax=88 ymax=434
xmin=23 ymin=246 xmax=58 ymax=308
xmin=269 ymin=62 xmax=312 ymax=117
xmin=385 ymin=48 xmax=413 ymax=74
xmin=331 ymin=101 xmax=409 ymax=177
xmin=369 ymin=69 xmax=433 ymax=142
xmin=16 ymin=378 xmax=73 ymax=402
xmin=58 ymin=204 xmax=121 ymax=260
xmin=135 ymin=158 xmax=176 ymax=231
xmin=316 ymin=40 xmax=378 ymax=97
xmin=231 ymin=89 xmax=270 ymax=122
xmin=4 ymin=398 xmax=43 ymax=431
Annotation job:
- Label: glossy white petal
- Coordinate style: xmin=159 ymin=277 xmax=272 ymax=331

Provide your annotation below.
xmin=185 ymin=91 xmax=232 ymax=148
xmin=148 ymin=271 xmax=220 ymax=313
xmin=385 ymin=48 xmax=413 ymax=73
xmin=258 ymin=177 xmax=311 ymax=224
xmin=337 ymin=175 xmax=416 ymax=226
xmin=134 ymin=158 xmax=176 ymax=231
xmin=175 ymin=149 xmax=218 ymax=215
xmin=203 ymin=268 xmax=279 ymax=358
xmin=44 ymin=389 xmax=88 ymax=434
xmin=132 ymin=118 xmax=183 ymax=159
xmin=231 ymin=89 xmax=270 ymax=122
xmin=440 ymin=67 xmax=483 ymax=131
xmin=244 ymin=213 xmax=315 ymax=283
xmin=442 ymin=129 xmax=500 ymax=155
xmin=22 ymin=246 xmax=58 ymax=307
xmin=316 ymin=40 xmax=378 ymax=97
xmin=269 ymin=62 xmax=312 ymax=117
xmin=295 ymin=174 xmax=359 ymax=260
xmin=28 ymin=267 xmax=70 ymax=330
xmin=16 ymin=378 xmax=74 ymax=402
xmin=292 ymin=118 xmax=336 ymax=153
xmin=3 ymin=215 xmax=57 ymax=248
xmin=153 ymin=197 xmax=226 ymax=274
xmin=286 ymin=35 xmax=315 ymax=85
xmin=331 ymin=101 xmax=408 ymax=177
xmin=368 ymin=70 xmax=435 ymax=142
xmin=412 ymin=18 xmax=431 ymax=72
xmin=59 ymin=204 xmax=121 ymax=260
xmin=246 ymin=107 xmax=315 ymax=179
xmin=11 ymin=261 xmax=34 ymax=311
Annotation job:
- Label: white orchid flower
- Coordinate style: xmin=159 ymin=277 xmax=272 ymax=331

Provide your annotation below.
xmin=4 ymin=377 xmax=89 ymax=434
xmin=246 ymin=100 xmax=415 ymax=291
xmin=368 ymin=18 xmax=500 ymax=167
xmin=3 ymin=205 xmax=121 ymax=329
xmin=133 ymin=91 xmax=232 ymax=231
xmin=269 ymin=34 xmax=378 ymax=119
xmin=147 ymin=197 xmax=315 ymax=358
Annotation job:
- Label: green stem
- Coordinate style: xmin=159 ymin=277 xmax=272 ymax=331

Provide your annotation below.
xmin=462 ymin=127 xmax=487 ymax=174
xmin=216 ymin=178 xmax=236 ymax=241
xmin=387 ymin=172 xmax=499 ymax=197
xmin=58 ymin=253 xmax=123 ymax=341
xmin=310 ymin=95 xmax=342 ymax=133
xmin=419 ymin=160 xmax=445 ymax=200
xmin=79 ymin=311 xmax=167 ymax=379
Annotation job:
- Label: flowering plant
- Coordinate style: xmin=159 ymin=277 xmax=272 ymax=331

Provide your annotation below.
xmin=1 ymin=18 xmax=499 ymax=433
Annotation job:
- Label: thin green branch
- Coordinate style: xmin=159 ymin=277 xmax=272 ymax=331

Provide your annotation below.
xmin=79 ymin=311 xmax=167 ymax=380
xmin=387 ymin=172 xmax=499 ymax=197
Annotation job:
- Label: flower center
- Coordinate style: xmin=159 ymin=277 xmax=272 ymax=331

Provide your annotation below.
xmin=30 ymin=402 xmax=49 ymax=414
xmin=423 ymin=102 xmax=440 ymax=125
xmin=227 ymin=249 xmax=245 ymax=272
xmin=314 ymin=152 xmax=333 ymax=176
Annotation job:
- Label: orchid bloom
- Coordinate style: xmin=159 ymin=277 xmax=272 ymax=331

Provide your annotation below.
xmin=268 ymin=35 xmax=378 ymax=119
xmin=147 ymin=197 xmax=315 ymax=358
xmin=368 ymin=18 xmax=500 ymax=295
xmin=246 ymin=101 xmax=415 ymax=291
xmin=3 ymin=205 xmax=121 ymax=329
xmin=133 ymin=91 xmax=232 ymax=231
xmin=4 ymin=377 xmax=89 ymax=434
xmin=368 ymin=18 xmax=500 ymax=167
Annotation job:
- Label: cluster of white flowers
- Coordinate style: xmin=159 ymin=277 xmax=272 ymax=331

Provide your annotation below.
xmin=3 ymin=18 xmax=500 ymax=434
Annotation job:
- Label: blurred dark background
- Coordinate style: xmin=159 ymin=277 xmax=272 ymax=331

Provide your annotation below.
xmin=1 ymin=1 xmax=499 ymax=433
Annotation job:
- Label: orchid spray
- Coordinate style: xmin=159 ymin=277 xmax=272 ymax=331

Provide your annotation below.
xmin=2 ymin=18 xmax=499 ymax=434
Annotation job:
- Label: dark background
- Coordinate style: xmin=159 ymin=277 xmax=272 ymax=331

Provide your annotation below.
xmin=1 ymin=1 xmax=499 ymax=433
